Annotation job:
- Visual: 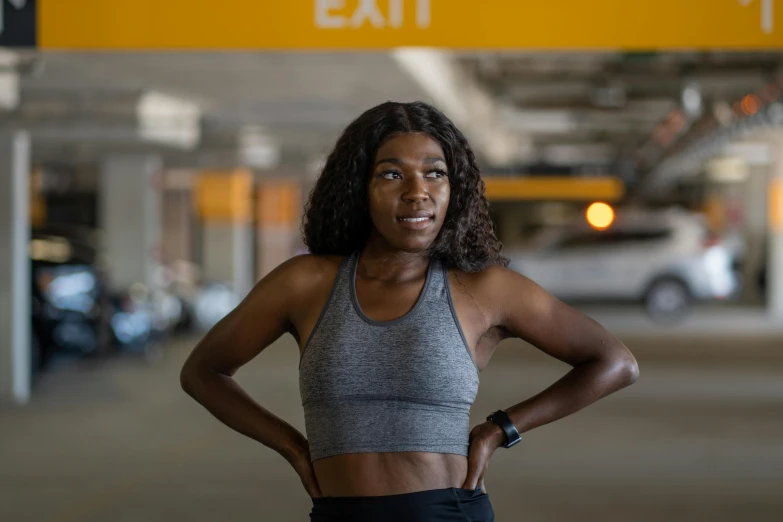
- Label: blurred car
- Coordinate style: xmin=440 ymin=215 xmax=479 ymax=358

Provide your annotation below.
xmin=154 ymin=261 xmax=202 ymax=334
xmin=192 ymin=281 xmax=242 ymax=332
xmin=506 ymin=208 xmax=738 ymax=322
xmin=30 ymin=230 xmax=113 ymax=373
xmin=107 ymin=284 xmax=179 ymax=357
xmin=30 ymin=227 xmax=176 ymax=375
xmin=150 ymin=262 xmax=242 ymax=335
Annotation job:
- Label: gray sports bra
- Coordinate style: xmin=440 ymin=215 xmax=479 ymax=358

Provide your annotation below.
xmin=299 ymin=252 xmax=480 ymax=461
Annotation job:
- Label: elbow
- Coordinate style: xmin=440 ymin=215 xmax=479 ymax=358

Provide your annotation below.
xmin=614 ymin=348 xmax=640 ymax=388
xmin=180 ymin=357 xmax=230 ymax=399
xmin=621 ymin=356 xmax=640 ymax=387
xmin=593 ymin=341 xmax=639 ymax=390
xmin=179 ymin=361 xmax=201 ymax=398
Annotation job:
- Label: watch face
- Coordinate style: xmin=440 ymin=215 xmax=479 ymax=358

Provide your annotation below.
xmin=505 ymin=436 xmax=522 ymax=448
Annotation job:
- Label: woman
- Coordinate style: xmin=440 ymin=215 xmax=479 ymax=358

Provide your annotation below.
xmin=180 ymin=101 xmax=639 ymax=521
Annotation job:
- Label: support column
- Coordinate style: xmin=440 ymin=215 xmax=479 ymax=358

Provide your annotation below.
xmin=195 ymin=169 xmax=254 ymax=297
xmin=100 ymin=155 xmax=163 ymax=292
xmin=0 ymin=132 xmax=31 ymax=404
xmin=256 ymin=180 xmax=302 ymax=279
xmin=706 ymin=157 xmax=755 ymax=303
xmin=161 ymin=170 xmax=196 ymax=266
xmin=769 ymin=149 xmax=783 ymax=318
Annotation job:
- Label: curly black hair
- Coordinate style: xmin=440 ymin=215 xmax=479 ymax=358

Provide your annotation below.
xmin=302 ymin=101 xmax=508 ymax=273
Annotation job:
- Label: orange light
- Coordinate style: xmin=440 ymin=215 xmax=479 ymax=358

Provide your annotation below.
xmin=741 ymin=95 xmax=760 ymax=116
xmin=586 ymin=202 xmax=615 ymax=230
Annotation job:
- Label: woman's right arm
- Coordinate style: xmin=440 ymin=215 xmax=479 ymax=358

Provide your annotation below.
xmin=179 ymin=256 xmax=321 ymax=497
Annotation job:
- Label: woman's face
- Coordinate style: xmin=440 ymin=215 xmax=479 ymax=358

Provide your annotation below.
xmin=367 ymin=133 xmax=450 ymax=252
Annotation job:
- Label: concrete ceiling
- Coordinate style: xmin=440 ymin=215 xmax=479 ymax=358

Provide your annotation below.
xmin=10 ymin=51 xmax=431 ymax=166
xmin=458 ymin=51 xmax=783 ymax=173
xmin=5 ymin=50 xmax=783 ymax=189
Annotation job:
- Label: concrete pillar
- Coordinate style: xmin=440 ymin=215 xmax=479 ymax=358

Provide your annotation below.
xmin=0 ymin=132 xmax=31 ymax=404
xmin=769 ymin=148 xmax=783 ymax=318
xmin=99 ymin=155 xmax=163 ymax=292
xmin=194 ymin=169 xmax=254 ymax=297
xmin=202 ymin=224 xmax=253 ymax=294
xmin=162 ymin=189 xmax=195 ymax=265
xmin=741 ymin=165 xmax=771 ymax=305
xmin=256 ymin=180 xmax=302 ymax=279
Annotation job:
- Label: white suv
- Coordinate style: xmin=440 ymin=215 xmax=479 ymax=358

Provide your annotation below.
xmin=506 ymin=208 xmax=738 ymax=321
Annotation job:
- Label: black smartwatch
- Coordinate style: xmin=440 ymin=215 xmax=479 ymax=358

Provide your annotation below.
xmin=486 ymin=410 xmax=522 ymax=448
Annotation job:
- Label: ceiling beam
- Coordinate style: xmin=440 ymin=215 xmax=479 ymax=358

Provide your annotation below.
xmin=390 ymin=48 xmax=530 ymax=166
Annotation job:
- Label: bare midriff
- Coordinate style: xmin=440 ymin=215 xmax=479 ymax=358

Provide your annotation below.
xmin=313 ymin=452 xmax=469 ymax=497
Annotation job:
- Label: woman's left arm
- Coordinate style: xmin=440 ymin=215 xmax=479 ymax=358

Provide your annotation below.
xmin=462 ymin=266 xmax=639 ymax=490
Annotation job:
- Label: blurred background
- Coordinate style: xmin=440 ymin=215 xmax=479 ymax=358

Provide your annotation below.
xmin=1 ymin=1 xmax=782 ymax=521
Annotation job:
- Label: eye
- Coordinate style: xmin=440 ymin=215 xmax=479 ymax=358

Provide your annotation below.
xmin=425 ymin=169 xmax=447 ymax=179
xmin=380 ymin=171 xmax=402 ymax=180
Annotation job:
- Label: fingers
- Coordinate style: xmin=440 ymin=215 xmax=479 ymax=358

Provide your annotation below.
xmin=310 ymin=475 xmax=322 ymax=498
xmin=461 ymin=450 xmax=486 ymax=490
xmin=462 ymin=464 xmax=486 ymax=490
xmin=294 ymin=454 xmax=322 ymax=499
xmin=302 ymin=476 xmax=322 ymax=498
xmin=305 ymin=465 xmax=322 ymax=498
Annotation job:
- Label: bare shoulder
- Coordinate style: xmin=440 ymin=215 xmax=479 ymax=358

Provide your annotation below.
xmin=447 ymin=263 xmax=550 ymax=329
xmin=276 ymin=253 xmax=345 ymax=280
xmin=266 ymin=253 xmax=345 ymax=299
xmin=448 ymin=263 xmax=536 ymax=302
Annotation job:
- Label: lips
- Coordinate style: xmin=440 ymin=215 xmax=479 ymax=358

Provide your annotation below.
xmin=396 ymin=211 xmax=434 ymax=230
xmin=397 ymin=210 xmax=433 ymax=219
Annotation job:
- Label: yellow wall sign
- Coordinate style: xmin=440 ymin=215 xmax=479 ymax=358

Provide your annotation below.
xmin=194 ymin=169 xmax=253 ymax=224
xmin=257 ymin=182 xmax=302 ymax=228
xmin=483 ymin=176 xmax=625 ymax=202
xmin=35 ymin=0 xmax=783 ymax=50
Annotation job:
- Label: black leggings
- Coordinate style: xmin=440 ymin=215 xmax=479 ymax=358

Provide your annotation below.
xmin=309 ymin=487 xmax=495 ymax=522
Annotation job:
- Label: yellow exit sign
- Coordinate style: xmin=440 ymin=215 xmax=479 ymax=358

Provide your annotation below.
xmin=33 ymin=0 xmax=783 ymax=50
xmin=314 ymin=0 xmax=432 ymax=29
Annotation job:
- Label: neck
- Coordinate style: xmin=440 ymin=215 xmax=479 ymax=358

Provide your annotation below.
xmin=359 ymin=232 xmax=430 ymax=282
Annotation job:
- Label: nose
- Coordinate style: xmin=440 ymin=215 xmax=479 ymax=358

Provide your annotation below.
xmin=402 ymin=175 xmax=428 ymax=203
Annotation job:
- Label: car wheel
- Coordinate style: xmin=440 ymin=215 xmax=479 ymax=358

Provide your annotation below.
xmin=645 ymin=278 xmax=691 ymax=323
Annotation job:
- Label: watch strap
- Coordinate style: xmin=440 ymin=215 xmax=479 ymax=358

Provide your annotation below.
xmin=487 ymin=410 xmax=522 ymax=448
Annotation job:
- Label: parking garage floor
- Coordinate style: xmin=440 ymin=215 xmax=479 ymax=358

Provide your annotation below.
xmin=2 ymin=328 xmax=783 ymax=522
